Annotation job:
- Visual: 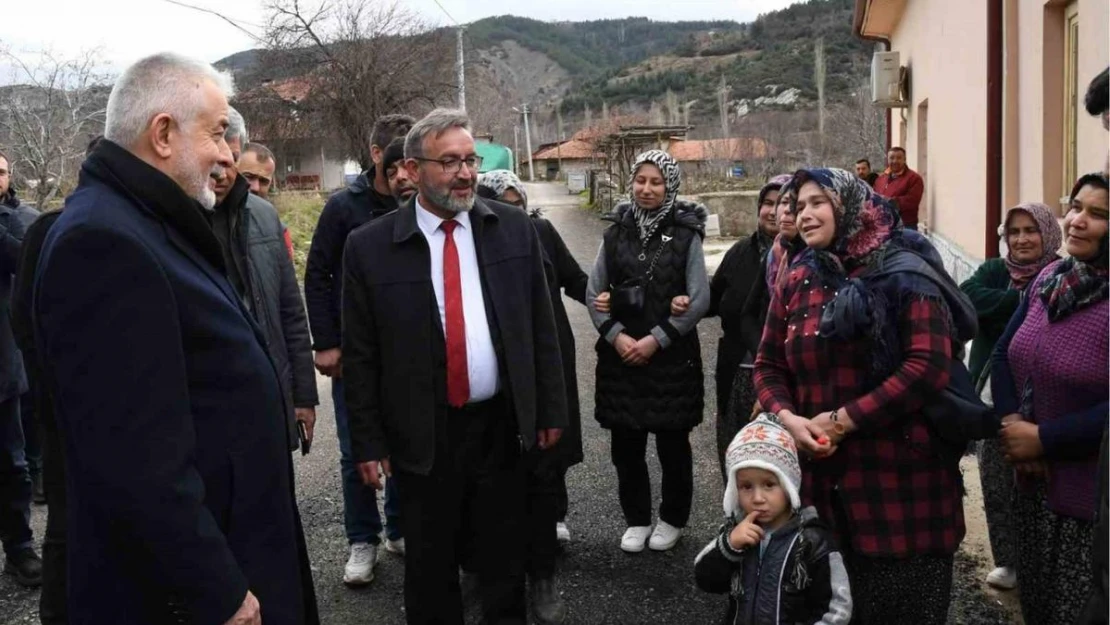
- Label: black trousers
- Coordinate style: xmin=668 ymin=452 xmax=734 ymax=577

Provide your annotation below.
xmin=609 ymin=427 xmax=693 ymax=528
xmin=526 ymin=457 xmax=565 ymax=580
xmin=0 ymin=396 xmax=32 ymax=557
xmin=395 ymin=395 xmax=527 ymax=625
xmin=39 ymin=415 xmax=67 ymax=624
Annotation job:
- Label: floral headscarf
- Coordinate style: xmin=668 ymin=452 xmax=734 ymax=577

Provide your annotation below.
xmin=1039 ymin=172 xmax=1110 ymax=321
xmin=790 ymin=167 xmax=902 ymax=279
xmin=629 ymin=149 xmax=681 ymax=242
xmin=477 ymin=169 xmax=528 ymax=210
xmin=1000 ymin=202 xmax=1062 ymax=290
xmin=756 ymin=174 xmax=793 ymax=256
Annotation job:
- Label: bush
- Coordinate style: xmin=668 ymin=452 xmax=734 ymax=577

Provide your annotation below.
xmin=272 ymin=191 xmax=326 ymax=281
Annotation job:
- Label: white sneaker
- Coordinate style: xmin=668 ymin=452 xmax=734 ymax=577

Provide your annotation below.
xmin=556 ymin=522 xmax=571 ymax=544
xmin=648 ymin=521 xmax=683 ymax=551
xmin=620 ymin=526 xmax=653 ymax=553
xmin=385 ymin=537 xmax=405 ymax=556
xmin=986 ymin=566 xmax=1017 ymax=590
xmin=343 ymin=542 xmax=377 ymax=586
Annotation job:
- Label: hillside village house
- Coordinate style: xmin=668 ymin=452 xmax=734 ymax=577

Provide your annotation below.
xmin=854 ymin=0 xmax=1109 ymax=282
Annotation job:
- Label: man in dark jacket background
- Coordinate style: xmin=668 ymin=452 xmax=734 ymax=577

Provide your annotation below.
xmin=32 ymin=52 xmax=317 ymax=624
xmin=212 ymin=107 xmax=318 ymax=454
xmin=0 ymin=149 xmax=41 ymax=588
xmin=305 ymin=113 xmax=413 ymax=585
xmin=343 ymin=108 xmax=567 ymax=624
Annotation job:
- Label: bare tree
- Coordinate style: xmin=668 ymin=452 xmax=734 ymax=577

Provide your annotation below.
xmin=0 ymin=48 xmax=109 ymax=207
xmin=256 ymin=0 xmax=455 ymax=170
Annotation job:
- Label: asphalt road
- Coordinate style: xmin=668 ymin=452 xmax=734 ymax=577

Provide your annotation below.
xmin=0 ymin=182 xmax=1016 ymax=624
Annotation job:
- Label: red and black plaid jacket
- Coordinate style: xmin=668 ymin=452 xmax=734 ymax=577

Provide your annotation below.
xmin=755 ymin=264 xmax=965 ymax=557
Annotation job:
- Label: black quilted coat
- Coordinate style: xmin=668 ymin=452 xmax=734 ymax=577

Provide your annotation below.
xmin=594 ymin=200 xmax=706 ymax=432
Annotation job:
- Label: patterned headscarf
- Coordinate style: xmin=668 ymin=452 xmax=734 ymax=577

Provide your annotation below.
xmin=790 ymin=167 xmax=902 ymax=279
xmin=1000 ymin=202 xmax=1062 ymax=290
xmin=629 ymin=149 xmax=681 ymax=242
xmin=756 ymin=174 xmax=793 ymax=255
xmin=477 ymin=169 xmax=528 ymax=210
xmin=1039 ymin=172 xmax=1110 ymax=321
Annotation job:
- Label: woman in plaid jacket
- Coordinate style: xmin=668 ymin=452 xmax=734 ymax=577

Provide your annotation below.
xmin=755 ymin=168 xmax=968 ymax=624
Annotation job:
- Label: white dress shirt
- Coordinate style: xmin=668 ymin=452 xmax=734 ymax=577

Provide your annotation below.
xmin=415 ymin=199 xmax=500 ymax=402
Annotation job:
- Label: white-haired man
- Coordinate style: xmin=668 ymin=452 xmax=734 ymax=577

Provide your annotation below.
xmin=32 ymin=53 xmax=318 ymax=625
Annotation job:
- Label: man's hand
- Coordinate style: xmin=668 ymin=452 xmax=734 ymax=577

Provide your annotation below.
xmin=1001 ymin=421 xmax=1044 ymax=462
xmin=727 ymin=511 xmax=765 ymax=551
xmin=537 ymin=428 xmax=563 ymax=450
xmin=314 ymin=348 xmax=342 ymax=378
xmin=357 ymin=459 xmax=391 ymax=490
xmin=622 ymin=335 xmax=660 ymax=366
xmin=223 ymin=591 xmax=261 ymax=625
xmin=295 ymin=407 xmax=316 ymax=444
xmin=594 ymin=291 xmax=611 ymax=314
xmin=670 ymin=295 xmax=690 ymax=316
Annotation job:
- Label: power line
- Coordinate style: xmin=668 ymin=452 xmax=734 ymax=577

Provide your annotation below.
xmin=162 ymin=0 xmax=268 ymax=44
xmin=428 ymin=0 xmax=459 ymax=26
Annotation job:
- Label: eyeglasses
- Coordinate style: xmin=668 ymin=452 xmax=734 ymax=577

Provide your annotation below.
xmin=414 ymin=155 xmax=482 ymax=175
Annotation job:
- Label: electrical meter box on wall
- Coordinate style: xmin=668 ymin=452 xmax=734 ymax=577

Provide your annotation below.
xmin=872 ymin=51 xmax=908 ymax=108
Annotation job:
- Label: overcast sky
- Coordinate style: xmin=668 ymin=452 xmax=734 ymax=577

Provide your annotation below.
xmin=1 ymin=0 xmax=796 ymax=80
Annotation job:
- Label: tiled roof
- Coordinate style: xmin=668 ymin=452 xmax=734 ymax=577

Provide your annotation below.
xmin=667 ymin=138 xmax=769 ymax=161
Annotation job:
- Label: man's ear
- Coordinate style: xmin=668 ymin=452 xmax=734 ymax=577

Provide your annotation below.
xmin=404 ymin=158 xmax=420 ymax=184
xmin=149 ymin=113 xmax=174 ymax=159
xmin=371 ymin=144 xmax=383 ymax=166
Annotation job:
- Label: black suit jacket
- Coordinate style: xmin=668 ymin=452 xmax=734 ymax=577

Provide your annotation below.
xmin=342 ymin=197 xmax=567 ymax=474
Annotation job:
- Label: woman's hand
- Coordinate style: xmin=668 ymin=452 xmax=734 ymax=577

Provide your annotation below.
xmin=670 ymin=295 xmax=690 ymax=316
xmin=1000 ymin=420 xmax=1044 ymax=462
xmin=594 ymin=291 xmax=611 ymax=314
xmin=1014 ymin=460 xmax=1049 ymax=479
xmin=621 ymin=335 xmax=660 ymax=366
xmin=780 ymin=411 xmax=835 ymax=458
xmin=1000 ymin=412 xmax=1023 ymax=426
xmin=613 ymin=332 xmax=637 ymax=361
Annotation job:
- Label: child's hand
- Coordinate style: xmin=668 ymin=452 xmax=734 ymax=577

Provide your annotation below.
xmin=670 ymin=295 xmax=690 ymax=316
xmin=728 ymin=511 xmax=765 ymax=551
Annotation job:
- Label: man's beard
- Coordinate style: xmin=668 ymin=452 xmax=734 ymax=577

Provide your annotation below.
xmin=176 ymin=141 xmax=221 ymax=210
xmin=423 ymin=179 xmax=475 ymax=213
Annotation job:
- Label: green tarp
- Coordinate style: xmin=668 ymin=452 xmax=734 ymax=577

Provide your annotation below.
xmin=475 ymin=141 xmax=514 ymax=173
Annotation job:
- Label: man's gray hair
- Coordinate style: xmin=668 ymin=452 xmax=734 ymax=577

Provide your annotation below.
xmin=404 ymin=108 xmax=470 ymax=160
xmin=105 ymin=52 xmax=235 ymax=149
xmin=226 ymin=106 xmax=248 ymax=145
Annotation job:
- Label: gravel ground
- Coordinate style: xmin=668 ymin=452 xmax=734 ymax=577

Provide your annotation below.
xmin=0 ymin=183 xmax=1019 ymax=624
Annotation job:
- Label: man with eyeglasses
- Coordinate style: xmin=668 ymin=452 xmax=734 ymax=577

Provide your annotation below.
xmin=305 ymin=113 xmax=414 ymax=587
xmin=342 ymin=108 xmax=566 ymax=624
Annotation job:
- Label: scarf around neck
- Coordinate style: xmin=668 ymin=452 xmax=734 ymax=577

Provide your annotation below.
xmin=1039 ymin=173 xmax=1110 ymax=321
xmin=1001 ymin=202 xmax=1062 ymax=290
xmin=629 ymin=149 xmax=681 ymax=242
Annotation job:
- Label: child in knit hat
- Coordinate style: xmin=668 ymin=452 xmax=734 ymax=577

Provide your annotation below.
xmin=694 ymin=414 xmax=852 ymax=625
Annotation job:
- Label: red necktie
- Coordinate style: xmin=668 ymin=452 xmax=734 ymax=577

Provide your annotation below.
xmin=440 ymin=220 xmax=470 ymax=408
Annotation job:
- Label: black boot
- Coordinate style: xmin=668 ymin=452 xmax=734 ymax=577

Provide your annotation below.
xmin=31 ymin=471 xmax=45 ymax=505
xmin=4 ymin=547 xmax=43 ymax=587
xmin=529 ymin=575 xmax=567 ymax=625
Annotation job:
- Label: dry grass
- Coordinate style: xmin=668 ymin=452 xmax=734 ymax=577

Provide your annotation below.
xmin=272 ymin=191 xmax=327 ymax=281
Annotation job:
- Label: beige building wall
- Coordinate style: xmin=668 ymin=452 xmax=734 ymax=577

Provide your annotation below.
xmin=1016 ymin=0 xmax=1107 ymax=212
xmin=889 ymin=0 xmax=990 ymax=264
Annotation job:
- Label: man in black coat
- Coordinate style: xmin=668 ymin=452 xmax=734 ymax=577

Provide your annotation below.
xmin=32 ymin=52 xmax=317 ymax=625
xmin=343 ymin=108 xmax=567 ymax=624
xmin=304 ymin=112 xmax=413 ymax=584
xmin=0 ymin=150 xmax=41 ymax=587
xmin=212 ymin=107 xmax=318 ymax=454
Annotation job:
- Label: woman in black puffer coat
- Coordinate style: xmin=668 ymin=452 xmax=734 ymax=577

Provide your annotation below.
xmin=587 ymin=150 xmax=709 ymax=554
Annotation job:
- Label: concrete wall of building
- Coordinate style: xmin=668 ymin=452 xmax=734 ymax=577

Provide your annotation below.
xmin=685 ymin=191 xmax=759 ymax=238
xmin=889 ymin=0 xmax=989 ymax=264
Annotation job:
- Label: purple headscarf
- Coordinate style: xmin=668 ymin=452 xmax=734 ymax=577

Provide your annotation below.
xmin=1000 ymin=202 xmax=1062 ymax=289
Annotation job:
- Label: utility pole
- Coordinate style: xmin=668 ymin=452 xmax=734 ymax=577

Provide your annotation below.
xmin=456 ymin=27 xmax=466 ymax=111
xmin=513 ymin=124 xmax=521 ymax=177
xmin=522 ymin=104 xmax=535 ymax=181
xmin=814 ymin=37 xmax=827 ymax=148
xmin=556 ymin=104 xmax=564 ymax=180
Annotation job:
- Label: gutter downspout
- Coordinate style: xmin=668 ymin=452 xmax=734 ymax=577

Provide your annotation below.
xmin=985 ymin=0 xmax=1004 ymax=258
xmin=852 ymin=1 xmax=893 ymax=153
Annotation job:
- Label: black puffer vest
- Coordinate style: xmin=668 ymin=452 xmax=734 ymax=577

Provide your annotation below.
xmin=594 ymin=200 xmax=706 ymax=431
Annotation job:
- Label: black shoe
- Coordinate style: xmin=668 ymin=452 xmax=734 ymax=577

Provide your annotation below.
xmin=32 ymin=472 xmax=46 ymax=505
xmin=4 ymin=548 xmax=43 ymax=587
xmin=529 ymin=575 xmax=567 ymax=625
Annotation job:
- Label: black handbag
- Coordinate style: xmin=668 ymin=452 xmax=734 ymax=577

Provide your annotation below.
xmin=610 ymin=229 xmax=671 ymax=318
